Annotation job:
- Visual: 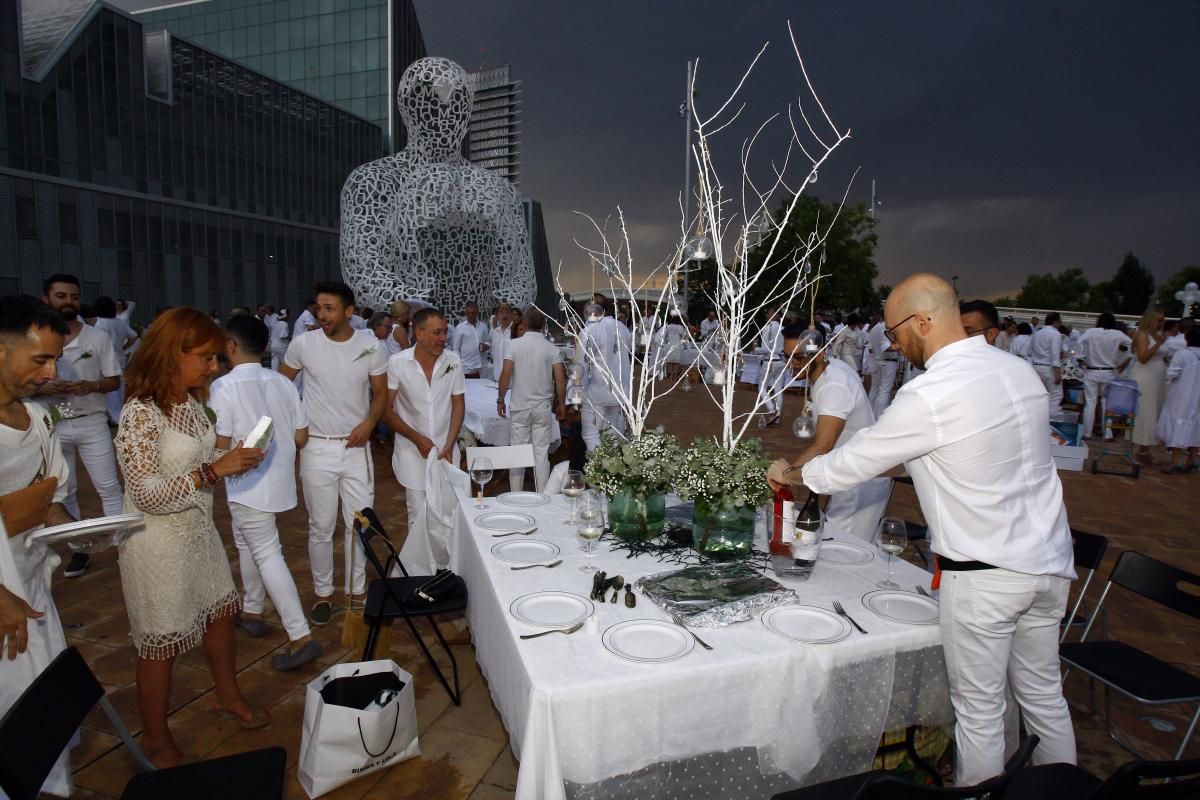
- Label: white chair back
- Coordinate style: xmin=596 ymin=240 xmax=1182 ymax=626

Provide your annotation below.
xmin=465 ymin=444 xmax=534 ymax=471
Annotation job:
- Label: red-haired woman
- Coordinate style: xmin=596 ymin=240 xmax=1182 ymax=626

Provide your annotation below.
xmin=114 ymin=307 xmax=265 ymax=767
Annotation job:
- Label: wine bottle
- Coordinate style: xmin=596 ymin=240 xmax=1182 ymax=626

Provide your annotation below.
xmin=769 ymin=485 xmax=796 ymax=556
xmin=795 ymin=489 xmax=822 ymax=541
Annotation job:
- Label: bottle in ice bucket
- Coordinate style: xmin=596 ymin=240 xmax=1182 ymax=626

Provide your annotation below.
xmin=769 ymin=484 xmax=796 ymax=556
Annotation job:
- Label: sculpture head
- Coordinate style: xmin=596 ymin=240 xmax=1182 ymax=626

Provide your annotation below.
xmin=397 ymin=57 xmax=473 ymax=162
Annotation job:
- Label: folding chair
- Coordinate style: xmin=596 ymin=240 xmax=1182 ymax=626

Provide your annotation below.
xmin=466 ymin=443 xmax=536 ymax=491
xmin=0 ymin=647 xmax=285 ymax=800
xmin=354 ymin=507 xmax=467 ymax=706
xmin=1060 ymin=550 xmax=1200 ymax=759
xmin=1061 ymin=528 xmax=1108 ymax=643
xmin=1008 ymin=756 xmax=1200 ymax=799
xmin=886 ymin=476 xmax=930 ymax=568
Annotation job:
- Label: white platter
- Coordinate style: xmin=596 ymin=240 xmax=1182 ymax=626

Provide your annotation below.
xmin=509 ymin=591 xmax=594 ymax=628
xmin=497 ymin=491 xmax=551 ymax=508
xmin=475 ymin=511 xmax=537 ymax=532
xmin=861 ymin=590 xmax=939 ymax=625
xmin=817 ymin=540 xmax=875 ymax=565
xmin=760 ymin=605 xmax=852 ymax=644
xmin=489 ymin=539 xmax=561 ymax=565
xmin=601 ymin=620 xmax=695 ymax=663
xmin=30 ymin=513 xmax=144 ymax=545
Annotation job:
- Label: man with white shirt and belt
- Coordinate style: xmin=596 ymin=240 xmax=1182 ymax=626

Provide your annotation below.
xmin=498 ymin=308 xmax=567 ymax=491
xmin=39 ymin=275 xmax=125 ymax=579
xmin=384 ymin=308 xmax=465 ymax=572
xmin=798 ymin=273 xmax=1077 ymax=786
xmin=756 ymin=309 xmax=785 ymax=426
xmin=578 ymin=303 xmax=633 ymax=450
xmin=1077 ymin=312 xmax=1132 ymax=439
xmin=210 ymin=315 xmax=320 ymax=671
xmin=450 ymin=301 xmax=490 ymax=379
xmin=280 ymin=282 xmax=388 ymax=626
xmin=1030 ymin=312 xmax=1066 ymax=415
xmin=866 ymin=316 xmax=900 ymax=417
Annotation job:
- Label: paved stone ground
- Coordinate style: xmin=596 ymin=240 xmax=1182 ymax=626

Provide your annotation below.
xmin=52 ymin=383 xmax=1200 ymax=798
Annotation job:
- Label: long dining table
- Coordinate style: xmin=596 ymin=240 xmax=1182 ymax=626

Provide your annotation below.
xmin=448 ymin=489 xmax=953 ymax=800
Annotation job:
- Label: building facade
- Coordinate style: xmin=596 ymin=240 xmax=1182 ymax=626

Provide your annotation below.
xmin=0 ymin=0 xmax=382 ymax=316
xmin=135 ymin=0 xmax=426 ymax=152
xmin=467 ymin=64 xmax=519 ymax=186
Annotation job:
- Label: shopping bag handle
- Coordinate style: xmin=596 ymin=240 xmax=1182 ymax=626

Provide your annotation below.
xmin=357 ymin=702 xmax=401 ymax=758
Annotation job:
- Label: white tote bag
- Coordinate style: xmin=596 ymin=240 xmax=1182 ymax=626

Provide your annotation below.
xmin=298 ymin=659 xmax=420 ymax=798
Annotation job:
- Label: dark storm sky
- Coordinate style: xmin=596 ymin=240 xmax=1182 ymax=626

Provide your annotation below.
xmin=113 ymin=0 xmax=1200 ymax=301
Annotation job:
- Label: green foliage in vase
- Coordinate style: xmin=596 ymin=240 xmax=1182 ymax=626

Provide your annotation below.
xmin=677 ymin=437 xmax=772 ymax=510
xmin=583 ymin=429 xmax=683 ymax=497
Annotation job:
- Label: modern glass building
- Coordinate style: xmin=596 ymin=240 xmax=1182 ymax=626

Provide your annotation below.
xmin=468 ymin=64 xmax=520 ymax=186
xmin=0 ymin=0 xmax=382 ymax=314
xmin=134 ymin=0 xmax=425 ymax=152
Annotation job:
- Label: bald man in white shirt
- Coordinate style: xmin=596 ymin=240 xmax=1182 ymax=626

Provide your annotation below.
xmin=799 ymin=273 xmax=1077 ymax=786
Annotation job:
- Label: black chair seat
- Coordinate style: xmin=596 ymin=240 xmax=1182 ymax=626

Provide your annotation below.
xmin=770 ymin=770 xmax=885 ymax=799
xmin=1005 ymin=762 xmax=1102 ymax=797
xmin=120 ymin=748 xmax=287 ymax=800
xmin=364 ymin=576 xmax=467 ymax=619
xmin=904 ymin=521 xmax=928 ymax=541
xmin=1060 ymin=640 xmax=1200 ymax=703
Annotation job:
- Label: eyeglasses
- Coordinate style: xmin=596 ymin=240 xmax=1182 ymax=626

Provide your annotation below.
xmin=884 ymin=314 xmax=919 ymax=344
xmin=964 ymin=324 xmax=998 ymax=338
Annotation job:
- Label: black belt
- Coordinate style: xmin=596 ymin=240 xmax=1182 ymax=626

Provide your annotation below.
xmin=1033 ymin=362 xmax=1055 ymax=367
xmin=936 ymin=555 xmax=998 ymax=572
xmin=1087 ymin=367 xmax=1115 ymax=371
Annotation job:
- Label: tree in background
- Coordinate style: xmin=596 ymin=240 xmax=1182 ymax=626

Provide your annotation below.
xmin=1108 ymin=252 xmax=1155 ymax=314
xmin=1157 ymin=266 xmax=1200 ymax=316
xmin=1015 ymin=268 xmax=1091 ymax=310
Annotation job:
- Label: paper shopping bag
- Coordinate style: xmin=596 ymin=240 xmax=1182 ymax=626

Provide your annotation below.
xmin=298 ymin=659 xmax=420 ymax=798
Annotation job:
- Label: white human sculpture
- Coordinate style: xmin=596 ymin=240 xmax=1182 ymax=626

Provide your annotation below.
xmin=340 ymin=57 xmax=535 ymax=314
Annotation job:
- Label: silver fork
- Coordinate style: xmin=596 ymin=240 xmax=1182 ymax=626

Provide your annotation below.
xmin=519 ymin=622 xmax=584 ymax=639
xmin=669 ymin=612 xmax=713 ymax=650
xmin=510 ymin=559 xmax=563 ymax=571
xmin=832 ymin=600 xmax=868 ymax=634
xmin=492 ymin=528 xmax=538 ymax=537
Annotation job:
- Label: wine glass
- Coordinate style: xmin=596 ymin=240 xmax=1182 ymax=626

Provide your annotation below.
xmin=562 ymin=469 xmax=585 ymax=523
xmin=470 ymin=457 xmax=493 ymax=509
xmin=876 ymin=517 xmax=908 ymax=589
xmin=576 ymin=490 xmax=605 ymax=573
xmin=53 ymin=357 xmax=77 ymax=420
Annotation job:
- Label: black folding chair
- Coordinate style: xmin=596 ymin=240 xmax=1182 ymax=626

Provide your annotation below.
xmin=887 ymin=476 xmax=930 ymax=568
xmin=770 ymin=734 xmax=1038 ymax=799
xmin=354 ymin=507 xmax=467 ymax=706
xmin=1008 ymin=756 xmax=1200 ymax=799
xmin=1060 ymin=550 xmax=1200 ymax=760
xmin=1061 ymin=528 xmax=1109 ymax=643
xmin=0 ymin=647 xmax=285 ymax=800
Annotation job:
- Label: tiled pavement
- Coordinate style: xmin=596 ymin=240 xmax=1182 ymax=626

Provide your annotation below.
xmin=52 ymin=384 xmax=1200 ymax=798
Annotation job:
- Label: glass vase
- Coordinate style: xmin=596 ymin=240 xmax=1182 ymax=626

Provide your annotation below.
xmin=691 ymin=498 xmax=757 ymax=559
xmin=607 ymin=487 xmax=666 ymax=542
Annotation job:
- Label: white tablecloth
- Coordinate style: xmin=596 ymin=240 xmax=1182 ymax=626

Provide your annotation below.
xmin=462 ymin=379 xmax=563 ymax=450
xmin=449 ymin=493 xmax=953 ymax=800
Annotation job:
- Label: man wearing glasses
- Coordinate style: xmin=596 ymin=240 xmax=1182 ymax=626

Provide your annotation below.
xmin=959 ymin=300 xmax=1002 ymax=346
xmin=797 ymin=274 xmax=1077 ymax=787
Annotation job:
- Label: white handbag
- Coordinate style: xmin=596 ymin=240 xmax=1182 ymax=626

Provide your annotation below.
xmin=297 ymin=659 xmax=420 ymax=798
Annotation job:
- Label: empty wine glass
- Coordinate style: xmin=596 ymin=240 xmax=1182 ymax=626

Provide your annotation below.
xmin=576 ymin=490 xmax=604 ymax=573
xmin=470 ymin=456 xmax=493 ymax=509
xmin=876 ymin=516 xmax=907 ymax=589
xmin=562 ymin=469 xmax=585 ymax=523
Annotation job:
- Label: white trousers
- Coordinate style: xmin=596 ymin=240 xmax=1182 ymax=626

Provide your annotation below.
xmin=57 ymin=412 xmax=125 ymax=519
xmin=228 ymin=502 xmax=310 ymax=642
xmin=1034 ymin=364 xmax=1064 ymax=417
xmin=939 ymin=569 xmax=1076 ymax=785
xmin=399 ymin=486 xmax=428 ymax=575
xmin=299 ymin=438 xmax=374 ymax=598
xmin=756 ymin=360 xmax=786 ymax=415
xmin=1082 ymin=368 xmax=1115 ymax=438
xmin=869 ymin=360 xmax=899 ymax=418
xmin=509 ymin=404 xmax=555 ymax=492
xmin=582 ymin=402 xmax=626 ymax=451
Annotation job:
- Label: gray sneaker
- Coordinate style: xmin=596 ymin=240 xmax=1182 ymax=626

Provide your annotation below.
xmin=310 ymin=600 xmax=333 ymax=626
xmin=271 ymin=640 xmax=323 ymax=672
xmin=234 ymin=614 xmax=269 ymax=637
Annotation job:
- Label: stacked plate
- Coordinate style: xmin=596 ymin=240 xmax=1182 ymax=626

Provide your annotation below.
xmin=601 ymin=620 xmax=695 ymax=663
xmin=509 ymin=591 xmax=594 ymax=628
xmin=497 ymin=492 xmax=550 ymax=508
xmin=860 ymin=590 xmax=939 ymax=625
xmin=817 ymin=540 xmax=875 ymax=565
xmin=760 ymin=605 xmax=852 ymax=644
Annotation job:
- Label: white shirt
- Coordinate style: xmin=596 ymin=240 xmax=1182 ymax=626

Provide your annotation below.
xmin=812 ymin=358 xmax=875 ymax=442
xmin=292 ymin=309 xmax=316 ymax=340
xmin=1163 ymin=332 xmax=1187 ymax=360
xmin=264 ymin=313 xmax=277 ymax=329
xmin=349 ymin=315 xmax=367 ymax=330
xmin=700 ymin=318 xmax=719 ymax=339
xmin=994 ymin=330 xmax=1011 ymax=351
xmin=802 ymin=335 xmax=1075 ymax=578
xmin=868 ymin=321 xmax=895 ymax=365
xmin=505 ymin=331 xmax=561 ymax=412
xmin=1030 ymin=325 xmax=1063 ymax=366
xmin=93 ymin=316 xmax=137 ymax=368
xmin=283 ymin=329 xmax=387 ymax=436
xmin=1008 ymin=334 xmax=1032 ymax=361
xmin=450 ymin=320 xmax=490 ymax=371
xmin=209 ymin=363 xmax=307 ymax=513
xmin=116 ymin=301 xmax=135 ymax=324
xmin=1078 ymin=327 xmax=1132 ymax=369
xmin=388 ymin=348 xmax=466 ymax=488
xmin=760 ymin=320 xmax=783 ymax=359
xmin=581 ymin=316 xmax=633 ymax=406
xmin=45 ymin=324 xmax=121 ymax=418
xmin=268 ymin=319 xmax=289 ymax=355
xmin=490 ymin=325 xmax=513 ymax=368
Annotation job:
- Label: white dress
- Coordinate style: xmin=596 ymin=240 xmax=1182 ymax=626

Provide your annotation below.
xmin=1156 ymin=347 xmax=1200 ymax=449
xmin=1129 ymin=333 xmax=1168 ymax=446
xmin=115 ymin=398 xmax=238 ymax=659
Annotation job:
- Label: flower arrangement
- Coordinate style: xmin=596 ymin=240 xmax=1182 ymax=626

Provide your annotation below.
xmin=677 ymin=437 xmax=772 ymax=510
xmin=583 ymin=429 xmax=683 ymax=498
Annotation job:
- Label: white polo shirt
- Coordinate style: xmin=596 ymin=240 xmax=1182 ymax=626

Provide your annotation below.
xmin=1079 ymin=327 xmax=1132 ymax=369
xmin=283 ymin=329 xmax=387 ymax=437
xmin=209 ymin=363 xmax=308 ymax=513
xmin=812 ymin=358 xmax=875 ymax=440
xmin=1030 ymin=326 xmax=1063 ymax=366
xmin=505 ymin=332 xmax=561 ymax=412
xmin=450 ymin=319 xmax=490 ymax=372
xmin=388 ymin=348 xmax=466 ymax=489
xmin=47 ymin=324 xmax=121 ymax=418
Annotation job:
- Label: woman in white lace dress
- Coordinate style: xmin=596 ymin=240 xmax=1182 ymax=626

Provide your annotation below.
xmin=114 ymin=308 xmax=265 ymax=767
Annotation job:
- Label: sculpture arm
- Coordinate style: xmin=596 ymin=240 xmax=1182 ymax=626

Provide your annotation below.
xmin=340 ymin=165 xmax=408 ymax=312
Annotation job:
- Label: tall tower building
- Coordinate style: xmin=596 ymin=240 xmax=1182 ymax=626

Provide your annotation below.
xmin=467 ymin=65 xmax=520 ymax=186
xmin=133 ymin=0 xmax=426 ymax=152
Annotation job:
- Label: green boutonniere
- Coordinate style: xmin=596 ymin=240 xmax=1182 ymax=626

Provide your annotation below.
xmin=203 ymin=405 xmax=217 ymax=426
xmin=353 ymin=346 xmax=376 ymax=362
xmin=74 ymin=351 xmax=93 ymax=362
xmin=46 ymin=406 xmax=61 ymax=429
xmin=442 ymin=361 xmax=457 ymax=377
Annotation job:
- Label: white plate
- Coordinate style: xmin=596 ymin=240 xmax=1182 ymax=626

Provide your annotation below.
xmin=497 ymin=491 xmax=551 ymax=508
xmin=509 ymin=591 xmax=594 ymax=628
xmin=601 ymin=620 xmax=695 ymax=663
xmin=475 ymin=511 xmax=537 ymax=532
xmin=30 ymin=513 xmax=144 ymax=544
xmin=818 ymin=540 xmax=875 ymax=565
xmin=861 ymin=590 xmax=940 ymax=625
xmin=760 ymin=605 xmax=852 ymax=644
xmin=490 ymin=539 xmax=561 ymax=565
